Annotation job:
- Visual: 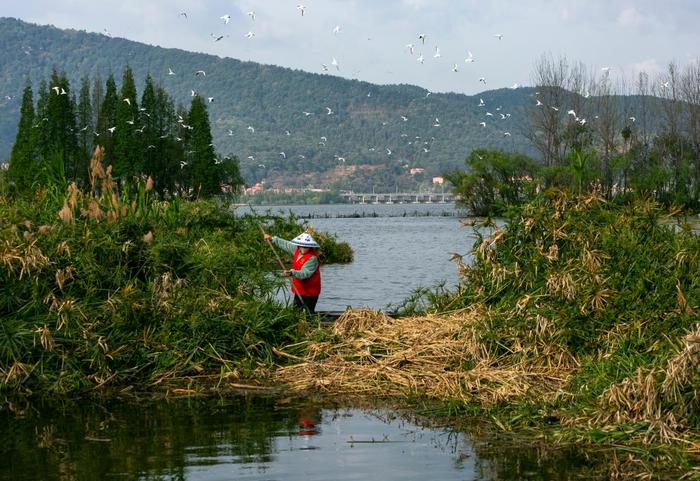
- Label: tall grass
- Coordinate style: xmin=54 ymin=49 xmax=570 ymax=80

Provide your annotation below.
xmin=0 ymin=147 xmax=352 ymax=397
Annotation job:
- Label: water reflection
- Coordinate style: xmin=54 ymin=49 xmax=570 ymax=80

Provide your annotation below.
xmin=0 ymin=396 xmax=612 ymax=481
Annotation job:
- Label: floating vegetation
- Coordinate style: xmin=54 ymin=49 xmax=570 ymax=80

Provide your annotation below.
xmin=0 ymin=147 xmax=352 ymax=398
xmin=275 ymin=190 xmax=700 ymax=469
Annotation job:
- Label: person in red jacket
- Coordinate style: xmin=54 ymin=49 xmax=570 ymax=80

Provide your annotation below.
xmin=263 ymin=232 xmax=321 ymax=314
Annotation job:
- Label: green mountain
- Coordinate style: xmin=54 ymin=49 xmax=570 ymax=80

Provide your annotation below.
xmin=0 ymin=18 xmax=560 ymax=190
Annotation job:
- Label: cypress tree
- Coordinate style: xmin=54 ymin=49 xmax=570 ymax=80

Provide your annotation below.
xmin=7 ymin=81 xmax=36 ymax=191
xmin=39 ymin=70 xmax=79 ymax=184
xmin=140 ymin=75 xmax=159 ymax=185
xmin=95 ymin=75 xmax=118 ymax=168
xmin=113 ymin=66 xmax=140 ymax=179
xmin=185 ymin=95 xmax=219 ymax=197
xmin=76 ymin=77 xmax=93 ymax=183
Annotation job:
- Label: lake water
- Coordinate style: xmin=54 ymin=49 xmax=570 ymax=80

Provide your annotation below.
xmin=0 ymin=396 xmax=606 ymax=481
xmin=249 ymin=203 xmax=479 ymax=312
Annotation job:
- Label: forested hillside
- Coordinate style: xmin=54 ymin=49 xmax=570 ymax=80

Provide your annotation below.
xmin=0 ymin=17 xmax=669 ymax=191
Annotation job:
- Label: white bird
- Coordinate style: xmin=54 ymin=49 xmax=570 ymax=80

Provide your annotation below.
xmin=321 ymin=64 xmax=329 ymax=71
xmin=479 ymin=77 xmax=487 ymax=84
xmin=168 ymin=68 xmax=175 ymax=75
xmin=221 ymin=14 xmax=232 ymax=24
xmin=190 ymin=90 xmax=197 ymax=97
xmin=333 ymin=25 xmax=341 ymax=35
xmin=494 ymin=33 xmax=503 ymax=40
xmin=244 ymin=31 xmax=255 ymax=39
xmin=126 ymin=119 xmax=134 ymax=125
xmin=386 ymin=148 xmax=392 ymax=155
xmin=417 ymin=53 xmax=424 ymax=64
xmin=406 ymin=43 xmax=415 ymax=55
xmin=326 ymin=107 xmax=333 ymax=115
xmin=279 ymin=152 xmax=286 ymax=159
xmin=579 ymin=118 xmax=587 ymax=125
xmin=207 ymin=97 xmax=214 ymax=103
xmin=179 ymin=12 xmax=187 ymax=19
xmin=247 ymin=126 xmax=255 ymax=133
xmin=247 ymin=11 xmax=256 ymax=21
xmin=51 ymin=86 xmax=61 ymax=95
xmin=433 ymin=117 xmax=440 ymax=127
xmin=331 ymin=57 xmax=339 ymax=70
xmin=418 ymin=33 xmax=426 ymax=44
xmin=107 ymin=126 xmax=116 ymax=134
xmin=551 ymin=106 xmax=559 ymax=111
xmin=629 ymin=116 xmax=636 ymax=122
xmin=486 ymin=112 xmax=493 ymax=117
xmin=302 ymin=111 xmax=313 ymax=116
xmin=478 ymin=98 xmax=485 ymax=107
xmin=500 ymin=113 xmax=507 ymax=120
xmin=661 ymin=81 xmax=670 ymax=89
xmin=433 ymin=46 xmax=441 ymax=58
xmin=297 ymin=4 xmax=306 ymax=16
xmin=213 ymin=34 xmax=225 ymax=42
xmin=285 ymin=130 xmax=291 ymax=136
xmin=258 ymin=163 xmax=265 ymax=168
xmin=464 ymin=51 xmax=475 ymax=63
xmin=567 ymin=109 xmax=576 ymax=116
xmin=401 ymin=115 xmax=408 ymax=121
xmin=536 ymin=99 xmax=543 ymax=106
xmin=195 ymin=70 xmax=206 ymax=76
xmin=452 ymin=63 xmax=459 ymax=72
xmin=247 ymin=155 xmax=255 ymax=160
xmin=479 ymin=122 xmax=486 ymax=127
xmin=180 ymin=161 xmax=188 ymax=169
xmin=227 ymin=129 xmax=233 ymax=136
xmin=123 ymin=98 xmax=131 ymax=106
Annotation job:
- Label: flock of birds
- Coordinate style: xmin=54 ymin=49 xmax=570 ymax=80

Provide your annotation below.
xmin=2 ymin=5 xmax=650 ymax=180
xmin=154 ymin=6 xmax=528 ymax=175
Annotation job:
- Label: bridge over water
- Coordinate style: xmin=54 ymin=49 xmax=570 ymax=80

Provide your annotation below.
xmin=340 ymin=192 xmax=455 ymax=204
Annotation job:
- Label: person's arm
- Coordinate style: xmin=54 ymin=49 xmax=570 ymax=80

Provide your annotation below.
xmin=271 ymin=236 xmax=296 ymax=255
xmin=290 ymin=255 xmax=318 ymax=279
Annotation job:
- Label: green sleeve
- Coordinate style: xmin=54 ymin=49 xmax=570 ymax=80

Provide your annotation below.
xmin=271 ymin=236 xmax=296 ymax=254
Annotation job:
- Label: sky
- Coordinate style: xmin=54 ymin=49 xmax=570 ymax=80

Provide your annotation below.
xmin=3 ymin=0 xmax=700 ymax=95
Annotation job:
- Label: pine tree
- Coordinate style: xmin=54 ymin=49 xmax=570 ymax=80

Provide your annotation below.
xmin=95 ymin=75 xmax=118 ymax=168
xmin=185 ymin=95 xmax=219 ymax=197
xmin=113 ymin=66 xmax=140 ymax=180
xmin=7 ymin=81 xmax=36 ymax=191
xmin=38 ymin=70 xmax=79 ymax=184
xmin=91 ymin=72 xmax=103 ymax=129
xmin=76 ymin=76 xmax=93 ymax=184
xmin=140 ymin=75 xmax=159 ymax=184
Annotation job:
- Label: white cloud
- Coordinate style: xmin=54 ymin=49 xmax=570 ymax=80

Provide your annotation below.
xmin=616 ymin=7 xmax=646 ymax=29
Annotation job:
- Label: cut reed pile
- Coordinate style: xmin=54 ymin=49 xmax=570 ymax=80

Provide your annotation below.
xmin=277 ymin=307 xmax=574 ymax=405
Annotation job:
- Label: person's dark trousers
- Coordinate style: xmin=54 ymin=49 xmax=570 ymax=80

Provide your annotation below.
xmin=294 ymin=295 xmax=318 ymax=314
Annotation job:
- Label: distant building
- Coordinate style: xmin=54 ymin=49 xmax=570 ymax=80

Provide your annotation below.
xmin=432 ymin=176 xmax=444 ymax=185
xmin=409 ymin=167 xmax=425 ymax=176
xmin=244 ymin=182 xmax=265 ymax=194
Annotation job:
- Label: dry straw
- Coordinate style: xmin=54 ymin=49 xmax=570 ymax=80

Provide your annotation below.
xmin=276 ymin=307 xmax=573 ymax=406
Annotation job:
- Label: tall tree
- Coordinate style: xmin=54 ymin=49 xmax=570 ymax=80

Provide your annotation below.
xmin=95 ymin=74 xmax=118 ymax=168
xmin=76 ymin=76 xmax=93 ymax=183
xmin=7 ymin=81 xmax=36 ymax=191
xmin=113 ymin=66 xmax=140 ymax=179
xmin=37 ymin=70 xmax=79 ymax=184
xmin=185 ymin=95 xmax=219 ymax=197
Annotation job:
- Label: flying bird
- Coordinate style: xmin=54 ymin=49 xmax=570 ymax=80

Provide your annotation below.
xmin=494 ymin=33 xmax=503 ymax=40
xmin=279 ymin=152 xmax=286 ymax=159
xmin=297 ymin=4 xmax=306 ymax=16
xmin=417 ymin=53 xmax=424 ymax=64
xmin=195 ymin=70 xmax=206 ymax=76
xmin=247 ymin=11 xmax=256 ymax=21
xmin=107 ymin=126 xmax=116 ymax=134
xmin=220 ymin=15 xmax=231 ymax=24
xmin=464 ymin=51 xmax=475 ymax=63
xmin=452 ymin=63 xmax=459 ymax=72
xmin=168 ymin=68 xmax=175 ymax=75
xmin=479 ymin=122 xmax=486 ymax=127
xmin=406 ymin=43 xmax=415 ymax=55
xmin=247 ymin=126 xmax=255 ymax=133
xmin=326 ymin=107 xmax=333 ymax=115
xmin=478 ymin=98 xmax=485 ymax=107
xmin=433 ymin=46 xmax=441 ymax=58
xmin=244 ymin=31 xmax=255 ymax=39
xmin=479 ymin=77 xmax=487 ymax=84
xmin=123 ymin=98 xmax=131 ymax=106
xmin=333 ymin=25 xmax=341 ymax=35
xmin=227 ymin=129 xmax=233 ymax=136
xmin=207 ymin=97 xmax=214 ymax=103
xmin=418 ymin=33 xmax=426 ymax=44
xmin=331 ymin=57 xmax=339 ymax=70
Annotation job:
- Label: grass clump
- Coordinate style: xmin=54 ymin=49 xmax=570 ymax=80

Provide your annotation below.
xmin=0 ymin=147 xmax=352 ymax=398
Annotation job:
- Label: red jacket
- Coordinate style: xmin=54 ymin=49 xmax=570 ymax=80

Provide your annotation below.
xmin=291 ymin=249 xmax=321 ymax=296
